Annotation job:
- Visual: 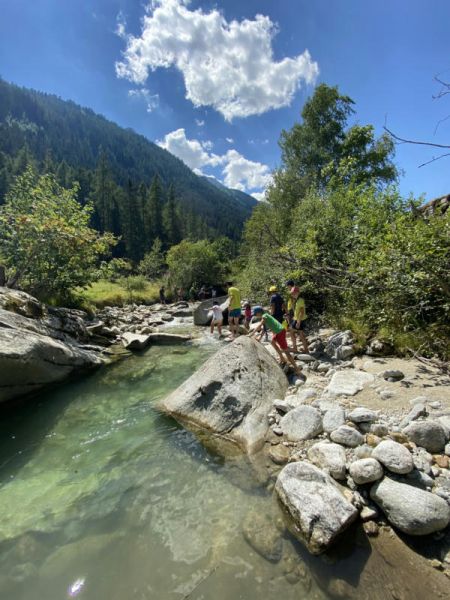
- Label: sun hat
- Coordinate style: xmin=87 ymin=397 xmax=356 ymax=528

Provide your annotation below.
xmin=269 ymin=285 xmax=277 ymax=292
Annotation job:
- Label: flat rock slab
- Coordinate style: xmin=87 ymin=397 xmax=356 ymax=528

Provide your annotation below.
xmin=275 ymin=461 xmax=358 ymax=555
xmin=280 ymin=405 xmax=323 ymax=441
xmin=370 ymin=477 xmax=450 ymax=535
xmin=326 ymin=370 xmax=374 ymax=396
xmin=158 ymin=337 xmax=288 ymax=454
xmin=121 ymin=332 xmax=151 ymax=350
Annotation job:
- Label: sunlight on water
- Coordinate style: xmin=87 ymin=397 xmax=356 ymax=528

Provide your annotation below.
xmin=0 ymin=334 xmax=326 ymax=600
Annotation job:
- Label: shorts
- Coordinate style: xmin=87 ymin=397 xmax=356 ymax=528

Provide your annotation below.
xmin=229 ymin=308 xmax=242 ymax=318
xmin=273 ymin=329 xmax=288 ymax=350
xmin=291 ymin=320 xmax=305 ymax=331
xmin=211 ymin=319 xmax=223 ymax=325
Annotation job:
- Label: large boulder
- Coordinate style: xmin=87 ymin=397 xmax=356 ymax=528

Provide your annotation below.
xmin=275 ymin=462 xmax=358 ymax=555
xmin=370 ymin=477 xmax=450 ymax=535
xmin=158 ymin=337 xmax=288 ymax=454
xmin=0 ymin=288 xmax=102 ymax=403
xmin=193 ymin=296 xmax=228 ymax=326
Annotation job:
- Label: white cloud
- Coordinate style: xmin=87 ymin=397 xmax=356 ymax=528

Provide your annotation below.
xmin=226 ymin=137 xmax=234 ymax=144
xmin=115 ymin=0 xmax=319 ymax=121
xmin=221 ymin=149 xmax=272 ymax=191
xmin=157 ymin=128 xmax=222 ymax=171
xmin=116 ymin=11 xmax=127 ymax=39
xmin=251 ymin=191 xmax=267 ymax=202
xmin=128 ymin=87 xmax=159 ymax=112
xmin=195 ymin=119 xmax=205 ymax=127
xmin=157 ymin=128 xmax=272 ymax=193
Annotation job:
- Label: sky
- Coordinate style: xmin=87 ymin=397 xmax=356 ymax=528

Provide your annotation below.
xmin=0 ymin=0 xmax=449 ymax=201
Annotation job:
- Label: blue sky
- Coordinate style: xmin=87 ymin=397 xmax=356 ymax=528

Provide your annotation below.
xmin=0 ymin=0 xmax=449 ymax=200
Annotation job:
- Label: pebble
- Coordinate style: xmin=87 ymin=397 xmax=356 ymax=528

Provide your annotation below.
xmin=383 ymin=369 xmax=404 ymax=381
xmin=360 ymin=505 xmax=378 ymax=521
xmin=349 ymin=458 xmax=384 ymax=484
xmin=272 ymin=427 xmax=283 ymax=436
xmin=433 ymin=455 xmax=449 ymax=469
xmin=363 ymin=521 xmax=379 ymax=536
xmin=429 ymin=401 xmax=442 ymax=410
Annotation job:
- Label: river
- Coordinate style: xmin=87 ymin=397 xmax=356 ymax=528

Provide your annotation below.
xmin=0 ymin=332 xmax=331 ymax=600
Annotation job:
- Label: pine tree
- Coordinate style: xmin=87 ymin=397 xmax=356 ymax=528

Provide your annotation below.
xmin=123 ymin=179 xmax=144 ymax=263
xmin=90 ymin=152 xmax=116 ymax=232
xmin=162 ymin=183 xmax=180 ymax=247
xmin=144 ymin=174 xmax=163 ymax=246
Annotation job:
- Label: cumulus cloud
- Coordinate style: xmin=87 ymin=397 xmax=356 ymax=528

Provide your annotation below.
xmin=195 ymin=119 xmax=205 ymax=127
xmin=251 ymin=191 xmax=267 ymax=202
xmin=221 ymin=149 xmax=271 ymax=191
xmin=115 ymin=0 xmax=319 ymax=121
xmin=128 ymin=87 xmax=159 ymax=112
xmin=157 ymin=128 xmax=272 ymax=193
xmin=157 ymin=128 xmax=222 ymax=172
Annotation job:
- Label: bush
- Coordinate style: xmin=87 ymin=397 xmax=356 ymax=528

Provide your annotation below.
xmin=166 ymin=239 xmax=226 ymax=290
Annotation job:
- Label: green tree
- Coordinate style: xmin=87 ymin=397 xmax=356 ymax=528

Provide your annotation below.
xmin=166 ymin=239 xmax=225 ymax=290
xmin=162 ymin=184 xmax=180 ymax=246
xmin=278 ymin=83 xmax=397 ymax=193
xmin=144 ymin=174 xmax=163 ymax=244
xmin=0 ymin=167 xmax=116 ymax=299
xmin=138 ymin=237 xmax=166 ymax=280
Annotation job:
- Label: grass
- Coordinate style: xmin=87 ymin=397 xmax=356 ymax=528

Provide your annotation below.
xmin=79 ymin=278 xmax=160 ymax=309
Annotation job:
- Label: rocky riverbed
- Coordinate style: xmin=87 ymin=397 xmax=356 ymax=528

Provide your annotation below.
xmin=159 ymin=326 xmax=450 ymax=593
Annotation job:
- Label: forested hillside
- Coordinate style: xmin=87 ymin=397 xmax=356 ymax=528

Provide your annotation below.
xmin=0 ymin=79 xmax=256 ymax=260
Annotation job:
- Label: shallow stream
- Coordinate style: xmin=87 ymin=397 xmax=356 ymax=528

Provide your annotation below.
xmin=1 ymin=330 xmax=425 ymax=600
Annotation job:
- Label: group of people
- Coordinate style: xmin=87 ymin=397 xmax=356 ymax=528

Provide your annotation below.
xmin=209 ymin=281 xmax=308 ymax=375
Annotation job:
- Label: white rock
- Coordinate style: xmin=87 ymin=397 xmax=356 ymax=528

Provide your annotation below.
xmin=372 ymin=440 xmax=413 ymax=474
xmin=349 ymin=458 xmax=383 ymax=484
xmin=280 ymin=405 xmax=323 ymax=442
xmin=370 ymin=477 xmax=450 ymax=535
xmin=348 ymin=407 xmax=377 ymax=423
xmin=308 ymin=442 xmax=347 ymax=480
xmin=323 ymin=407 xmax=346 ymax=433
xmin=398 ymin=404 xmax=427 ymax=429
xmin=403 ymin=421 xmax=447 ymax=453
xmin=326 ymin=371 xmax=374 ymax=397
xmin=275 ymin=461 xmax=358 ymax=554
xmin=354 ymin=444 xmax=373 ymax=459
xmin=330 ymin=425 xmax=364 ymax=447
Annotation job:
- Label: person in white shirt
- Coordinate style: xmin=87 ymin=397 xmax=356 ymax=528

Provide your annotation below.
xmin=210 ymin=301 xmax=223 ymax=336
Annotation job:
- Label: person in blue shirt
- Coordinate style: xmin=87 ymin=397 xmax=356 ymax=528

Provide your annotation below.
xmin=268 ymin=285 xmax=285 ymax=323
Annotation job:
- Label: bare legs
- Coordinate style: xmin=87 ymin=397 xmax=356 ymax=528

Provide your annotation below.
xmin=271 ymin=339 xmax=302 ymax=375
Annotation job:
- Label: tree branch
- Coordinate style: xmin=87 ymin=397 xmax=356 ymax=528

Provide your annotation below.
xmin=418 ymin=152 xmax=450 ymax=168
xmin=383 ymin=126 xmax=450 ymax=150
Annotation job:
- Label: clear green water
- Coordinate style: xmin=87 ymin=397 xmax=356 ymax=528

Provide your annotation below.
xmin=0 ymin=335 xmax=329 ymax=600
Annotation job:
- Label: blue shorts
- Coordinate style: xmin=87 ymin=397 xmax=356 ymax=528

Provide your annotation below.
xmin=229 ymin=308 xmax=242 ymax=318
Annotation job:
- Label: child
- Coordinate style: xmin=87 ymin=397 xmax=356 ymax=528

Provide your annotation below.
xmin=250 ymin=307 xmax=302 ymax=375
xmin=290 ymin=291 xmax=309 ymax=353
xmin=210 ymin=301 xmax=223 ymax=336
xmin=243 ymin=301 xmax=252 ymax=329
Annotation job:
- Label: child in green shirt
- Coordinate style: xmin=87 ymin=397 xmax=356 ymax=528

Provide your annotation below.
xmin=249 ymin=306 xmax=302 ymax=375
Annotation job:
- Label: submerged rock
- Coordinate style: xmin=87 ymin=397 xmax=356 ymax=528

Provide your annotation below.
xmin=242 ymin=511 xmax=283 ymax=563
xmin=158 ymin=337 xmax=288 ymax=454
xmin=275 ymin=461 xmax=358 ymax=555
xmin=370 ymin=477 xmax=450 ymax=535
